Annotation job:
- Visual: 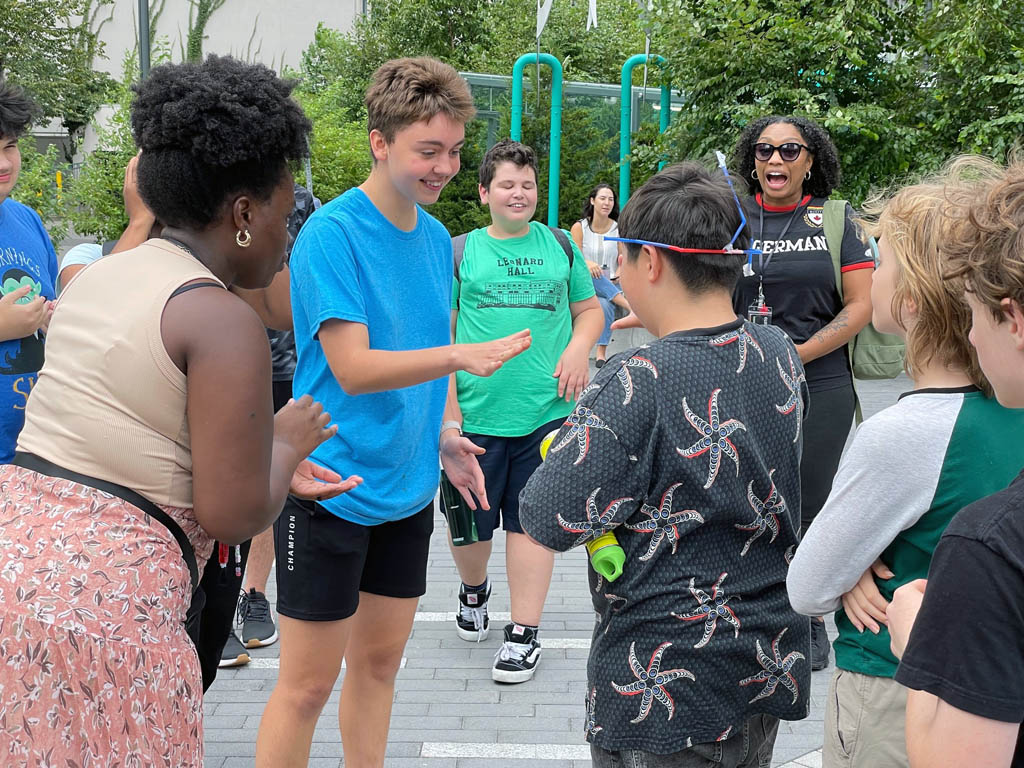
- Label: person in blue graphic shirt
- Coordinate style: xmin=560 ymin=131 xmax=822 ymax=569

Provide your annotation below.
xmin=0 ymin=80 xmax=58 ymax=461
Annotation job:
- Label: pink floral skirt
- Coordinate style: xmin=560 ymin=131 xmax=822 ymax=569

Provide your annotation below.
xmin=0 ymin=465 xmax=212 ymax=767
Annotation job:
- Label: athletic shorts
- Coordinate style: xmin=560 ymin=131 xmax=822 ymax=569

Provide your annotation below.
xmin=455 ymin=418 xmax=563 ymax=540
xmin=273 ymin=498 xmax=434 ymax=621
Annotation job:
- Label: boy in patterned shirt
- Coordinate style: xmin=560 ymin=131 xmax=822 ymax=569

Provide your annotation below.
xmin=520 ymin=162 xmax=811 ymax=766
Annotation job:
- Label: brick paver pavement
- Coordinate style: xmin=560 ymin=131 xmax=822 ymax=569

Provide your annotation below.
xmin=204 ymin=327 xmax=909 ymax=767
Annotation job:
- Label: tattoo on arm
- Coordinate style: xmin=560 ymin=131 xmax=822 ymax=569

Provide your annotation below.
xmin=810 ymin=307 xmax=851 ymax=346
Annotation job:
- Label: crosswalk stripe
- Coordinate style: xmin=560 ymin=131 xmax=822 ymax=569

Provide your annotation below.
xmin=421 ymin=742 xmax=591 ymax=760
xmin=246 ymin=657 xmax=408 ymax=669
xmin=415 ymin=610 xmax=511 ymax=622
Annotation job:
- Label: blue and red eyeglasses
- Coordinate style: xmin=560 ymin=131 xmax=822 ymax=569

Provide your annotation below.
xmin=604 ymin=151 xmax=762 ymax=265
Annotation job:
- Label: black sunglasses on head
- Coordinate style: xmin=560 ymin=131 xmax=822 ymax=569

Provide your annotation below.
xmin=754 ymin=142 xmax=812 ymax=162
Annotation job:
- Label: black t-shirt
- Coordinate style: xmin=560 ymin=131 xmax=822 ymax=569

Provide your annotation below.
xmin=732 ymin=195 xmax=874 ymax=392
xmin=520 ymin=319 xmax=811 ymax=753
xmin=895 ymin=469 xmax=1024 ymax=765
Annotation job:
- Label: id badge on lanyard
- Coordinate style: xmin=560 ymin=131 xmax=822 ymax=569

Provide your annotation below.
xmin=747 ymin=293 xmax=773 ymax=325
xmin=749 ymin=280 xmax=770 ymax=325
xmin=748 ymin=202 xmax=802 ymax=326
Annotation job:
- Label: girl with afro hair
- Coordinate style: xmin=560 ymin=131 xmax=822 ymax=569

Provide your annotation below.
xmin=730 ymin=115 xmax=876 ymax=671
xmin=0 ymin=56 xmax=360 ymax=766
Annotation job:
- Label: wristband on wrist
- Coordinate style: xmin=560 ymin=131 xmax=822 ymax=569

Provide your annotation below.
xmin=440 ymin=420 xmax=463 ymax=437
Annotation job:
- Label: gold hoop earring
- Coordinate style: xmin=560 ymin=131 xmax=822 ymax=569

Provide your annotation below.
xmin=236 ymin=229 xmax=252 ymax=248
xmin=750 ymin=169 xmax=758 ymax=180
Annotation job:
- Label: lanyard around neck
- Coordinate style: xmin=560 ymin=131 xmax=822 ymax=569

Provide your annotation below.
xmin=756 ymin=201 xmax=805 ymax=275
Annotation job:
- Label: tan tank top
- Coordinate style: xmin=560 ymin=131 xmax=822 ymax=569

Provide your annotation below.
xmin=18 ymin=239 xmax=224 ymax=508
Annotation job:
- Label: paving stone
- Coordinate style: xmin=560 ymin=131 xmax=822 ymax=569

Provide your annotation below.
xmin=202 ymin=375 xmax=908 ymax=768
xmin=426 ymin=702 xmax=534 ymax=717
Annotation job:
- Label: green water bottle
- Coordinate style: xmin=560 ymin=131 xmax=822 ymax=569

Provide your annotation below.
xmin=439 ymin=470 xmax=478 ymax=546
xmin=585 ymin=531 xmax=625 ymax=582
xmin=540 ymin=430 xmax=625 ymax=582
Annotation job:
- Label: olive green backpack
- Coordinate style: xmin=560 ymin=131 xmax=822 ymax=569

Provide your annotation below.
xmin=823 ymin=200 xmax=906 ymax=383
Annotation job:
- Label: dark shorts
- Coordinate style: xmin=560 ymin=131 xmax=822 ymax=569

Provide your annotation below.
xmin=456 ymin=418 xmax=563 ymax=540
xmin=590 ymin=714 xmax=779 ymax=768
xmin=273 ymin=498 xmax=434 ymax=621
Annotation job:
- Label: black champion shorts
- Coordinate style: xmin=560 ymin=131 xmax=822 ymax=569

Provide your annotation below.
xmin=273 ymin=497 xmax=434 ymax=621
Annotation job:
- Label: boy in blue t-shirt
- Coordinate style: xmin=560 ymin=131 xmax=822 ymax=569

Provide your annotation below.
xmin=0 ymin=81 xmax=57 ymax=462
xmin=256 ymin=58 xmax=531 ymax=767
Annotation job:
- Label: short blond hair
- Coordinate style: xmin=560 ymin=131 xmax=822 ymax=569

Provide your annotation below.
xmin=858 ymin=158 xmax=1000 ymax=392
xmin=944 ymin=156 xmax=1024 ymax=324
xmin=365 ymin=57 xmax=475 ymax=143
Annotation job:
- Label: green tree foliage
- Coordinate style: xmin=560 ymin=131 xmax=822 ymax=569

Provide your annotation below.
xmin=649 ymin=0 xmax=925 ymax=205
xmin=185 ymin=0 xmax=227 ymax=62
xmin=510 ymin=93 xmax=619 ymax=227
xmin=916 ymin=0 xmax=1024 ymax=158
xmin=484 ymin=0 xmax=647 ymax=83
xmin=292 ymin=1 xmax=645 ymax=231
xmin=66 ymin=55 xmax=144 ymax=242
xmin=293 ymin=82 xmax=372 ymax=204
xmin=645 ymin=0 xmax=1023 ymax=205
xmin=0 ymin=0 xmax=116 ymax=155
xmin=12 ymin=139 xmax=70 ymax=248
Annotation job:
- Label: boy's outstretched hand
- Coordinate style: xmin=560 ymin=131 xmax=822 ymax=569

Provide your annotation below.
xmin=610 ymin=311 xmax=643 ymax=330
xmin=553 ymin=342 xmax=590 ymax=402
xmin=456 ymin=328 xmax=531 ymax=376
xmin=290 ymin=459 xmax=362 ymax=501
xmin=440 ymin=432 xmax=489 ymax=510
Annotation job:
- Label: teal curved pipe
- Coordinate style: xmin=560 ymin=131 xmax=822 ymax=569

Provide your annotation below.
xmin=619 ymin=54 xmax=671 ymax=204
xmin=511 ymin=53 xmax=563 ymax=227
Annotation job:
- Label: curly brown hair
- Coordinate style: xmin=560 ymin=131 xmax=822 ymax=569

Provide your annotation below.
xmin=943 ymin=156 xmax=1024 ymax=324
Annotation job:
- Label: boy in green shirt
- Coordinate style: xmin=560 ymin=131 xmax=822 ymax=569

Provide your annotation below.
xmin=441 ymin=139 xmax=602 ymax=682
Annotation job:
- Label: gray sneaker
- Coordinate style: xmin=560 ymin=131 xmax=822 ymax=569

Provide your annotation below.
xmin=238 ymin=589 xmax=278 ymax=648
xmin=218 ymin=632 xmax=251 ymax=668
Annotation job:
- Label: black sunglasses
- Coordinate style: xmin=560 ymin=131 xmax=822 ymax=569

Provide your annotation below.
xmin=754 ymin=142 xmax=812 ymax=162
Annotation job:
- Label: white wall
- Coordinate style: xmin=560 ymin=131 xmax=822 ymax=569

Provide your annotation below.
xmin=93 ymin=0 xmax=362 ymax=76
xmin=72 ymin=0 xmax=362 ymax=156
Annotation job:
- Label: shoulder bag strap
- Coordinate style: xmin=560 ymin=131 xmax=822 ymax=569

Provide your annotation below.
xmin=9 ymin=451 xmax=200 ymax=592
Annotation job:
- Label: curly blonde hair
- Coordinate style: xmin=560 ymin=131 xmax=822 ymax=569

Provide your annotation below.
xmin=857 ymin=157 xmax=1004 ymax=393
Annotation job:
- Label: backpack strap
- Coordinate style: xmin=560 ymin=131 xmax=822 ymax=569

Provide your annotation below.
xmin=822 ymin=199 xmax=864 ymax=423
xmin=822 ymin=199 xmax=846 ymax=302
xmin=451 ymin=233 xmax=469 ymax=281
xmin=545 ymin=225 xmax=575 ymax=269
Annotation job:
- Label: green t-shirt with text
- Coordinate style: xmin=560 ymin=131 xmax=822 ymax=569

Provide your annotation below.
xmin=452 ymin=221 xmax=596 ymax=437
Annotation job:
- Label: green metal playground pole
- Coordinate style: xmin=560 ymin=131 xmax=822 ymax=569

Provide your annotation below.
xmin=619 ymin=54 xmax=671 ymax=204
xmin=511 ymin=53 xmax=563 ymax=228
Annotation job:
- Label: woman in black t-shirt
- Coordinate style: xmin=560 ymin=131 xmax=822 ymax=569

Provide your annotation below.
xmin=731 ymin=115 xmax=875 ymax=671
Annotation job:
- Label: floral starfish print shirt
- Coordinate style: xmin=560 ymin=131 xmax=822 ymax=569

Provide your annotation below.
xmin=520 ymin=318 xmax=811 ymax=753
